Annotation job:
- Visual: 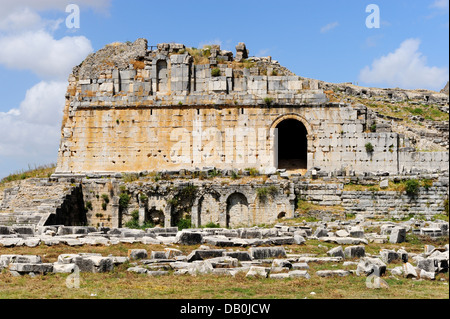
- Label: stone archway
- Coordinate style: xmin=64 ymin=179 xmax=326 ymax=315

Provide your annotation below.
xmin=270 ymin=114 xmax=311 ymax=171
xmin=226 ymin=192 xmax=249 ymax=228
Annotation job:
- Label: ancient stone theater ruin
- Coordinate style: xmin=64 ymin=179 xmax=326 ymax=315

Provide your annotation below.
xmin=1 ymin=39 xmax=449 ymax=229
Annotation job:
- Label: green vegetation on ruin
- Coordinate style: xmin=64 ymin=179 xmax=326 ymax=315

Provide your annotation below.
xmin=0 ymin=164 xmax=56 ymax=187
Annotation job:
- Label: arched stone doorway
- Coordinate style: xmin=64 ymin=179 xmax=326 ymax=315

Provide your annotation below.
xmin=146 ymin=208 xmax=165 ymax=227
xmin=275 ymin=118 xmax=308 ymax=170
xmin=226 ymin=193 xmax=249 ymax=228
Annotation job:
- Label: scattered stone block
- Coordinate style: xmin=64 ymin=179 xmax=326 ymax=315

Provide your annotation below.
xmin=390 ymin=267 xmax=403 ymax=276
xmin=316 ymin=270 xmax=350 ymax=277
xmin=187 ymin=249 xmax=225 ymax=262
xmin=288 ymin=270 xmax=311 ymax=279
xmin=419 ymin=269 xmax=435 ymax=280
xmin=389 ymin=227 xmax=406 ymax=244
xmin=175 ymin=231 xmax=203 ymax=245
xmin=248 ymin=247 xmax=286 ymax=260
xmin=293 ymin=235 xmax=306 ymax=245
xmin=128 ymin=249 xmax=148 ymax=260
xmin=380 ymin=249 xmax=400 ymax=264
xmin=356 ymin=257 xmax=386 ymax=277
xmin=402 ymin=262 xmax=418 ymax=278
xmin=245 ymin=266 xmax=268 ymax=278
xmin=223 ymin=251 xmax=252 ymax=261
xmin=269 ymin=273 xmax=289 ymax=279
xmin=291 ymin=263 xmax=309 ymax=270
xmin=327 ymin=246 xmax=345 ymax=259
xmin=9 ymin=263 xmax=53 ymax=274
xmin=272 ymin=259 xmax=292 ymax=269
xmin=127 ymin=266 xmax=148 ymax=274
xmin=187 ymin=260 xmax=214 ymax=276
xmin=344 ymin=245 xmax=366 ymax=259
xmin=336 ymin=230 xmax=350 ymax=237
xmin=417 ymin=259 xmax=437 ymax=273
xmin=313 ymin=227 xmax=328 ymax=238
xmin=53 ymin=263 xmax=77 ymax=273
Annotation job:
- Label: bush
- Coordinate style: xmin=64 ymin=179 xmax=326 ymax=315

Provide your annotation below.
xmin=101 ymin=194 xmax=110 ymax=204
xmin=263 ymin=97 xmax=273 ymax=106
xmin=245 ymin=168 xmax=259 ymax=177
xmin=204 ymin=222 xmax=221 ymax=228
xmin=365 ymin=142 xmax=374 ymax=153
xmin=139 ymin=193 xmax=148 ymax=203
xmin=370 ymin=123 xmax=377 ymax=132
xmin=119 ymin=193 xmax=131 ymax=210
xmin=85 ymin=201 xmax=93 ymax=211
xmin=177 ymin=217 xmax=192 ymax=231
xmin=257 ymin=186 xmax=278 ymax=201
xmin=405 ymin=179 xmax=420 ymax=196
xmin=211 ymin=68 xmax=221 ymax=77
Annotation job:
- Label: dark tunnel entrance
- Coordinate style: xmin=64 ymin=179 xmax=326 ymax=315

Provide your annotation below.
xmin=276 ymin=119 xmax=308 ymax=170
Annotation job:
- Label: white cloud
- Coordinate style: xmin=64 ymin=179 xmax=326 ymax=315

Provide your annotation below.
xmin=359 ymin=38 xmax=449 ymax=90
xmin=18 ymin=81 xmax=67 ymax=125
xmin=0 ymin=30 xmax=92 ymax=79
xmin=0 ymin=3 xmax=100 ymax=176
xmin=0 ymin=81 xmax=64 ymax=160
xmin=430 ymin=0 xmax=449 ymax=9
xmin=320 ymin=22 xmax=339 ymax=34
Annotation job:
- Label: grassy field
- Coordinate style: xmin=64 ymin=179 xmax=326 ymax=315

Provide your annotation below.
xmin=1 ymin=239 xmax=448 ymax=300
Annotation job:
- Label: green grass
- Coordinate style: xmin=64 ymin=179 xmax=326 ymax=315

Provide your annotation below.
xmin=0 ymin=164 xmax=56 ymax=186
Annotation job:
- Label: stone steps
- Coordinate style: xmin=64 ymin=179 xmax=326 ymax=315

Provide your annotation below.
xmin=0 ymin=179 xmax=75 ymax=226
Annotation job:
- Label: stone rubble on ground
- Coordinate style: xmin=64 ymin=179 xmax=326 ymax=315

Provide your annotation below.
xmin=0 ymin=221 xmax=448 ymax=282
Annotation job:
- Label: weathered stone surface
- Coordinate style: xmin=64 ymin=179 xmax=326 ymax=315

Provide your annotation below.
xmin=327 ymin=246 xmax=345 ymax=259
xmin=127 ymin=266 xmax=148 ymax=274
xmin=402 ymin=262 xmax=418 ymax=278
xmin=128 ymin=249 xmax=148 ymax=260
xmin=175 ymin=231 xmax=203 ymax=245
xmin=389 ymin=227 xmax=406 ymax=244
xmin=344 ymin=246 xmax=366 ymax=259
xmin=380 ymin=249 xmax=400 ymax=264
xmin=248 ymin=247 xmax=286 ymax=259
xmin=288 ymin=270 xmax=311 ymax=279
xmin=53 ymin=263 xmax=77 ymax=273
xmin=187 ymin=260 xmax=214 ymax=276
xmin=223 ymin=251 xmax=252 ymax=261
xmin=316 ymin=270 xmax=350 ymax=277
xmin=356 ymin=257 xmax=386 ymax=277
xmin=187 ymin=249 xmax=226 ymax=262
xmin=245 ymin=266 xmax=268 ymax=278
xmin=9 ymin=263 xmax=53 ymax=274
xmin=291 ymin=262 xmax=309 ymax=270
xmin=419 ymin=269 xmax=435 ymax=280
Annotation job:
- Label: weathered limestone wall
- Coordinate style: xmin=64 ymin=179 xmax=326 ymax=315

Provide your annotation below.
xmin=57 ymin=105 xmax=364 ymax=174
xmin=55 ymin=39 xmax=448 ymax=177
xmin=79 ymin=178 xmax=296 ymax=228
xmin=294 ymin=176 xmax=449 ymax=219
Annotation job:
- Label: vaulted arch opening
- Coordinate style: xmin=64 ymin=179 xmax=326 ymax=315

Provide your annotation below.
xmin=276 ymin=119 xmax=308 ymax=170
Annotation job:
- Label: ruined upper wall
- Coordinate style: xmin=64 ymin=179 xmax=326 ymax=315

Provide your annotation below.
xmin=66 ymin=38 xmax=328 ymax=111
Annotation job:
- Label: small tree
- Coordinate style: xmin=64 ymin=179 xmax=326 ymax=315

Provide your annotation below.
xmin=405 ymin=179 xmax=420 ymax=197
xmin=365 ymin=142 xmax=374 ymax=153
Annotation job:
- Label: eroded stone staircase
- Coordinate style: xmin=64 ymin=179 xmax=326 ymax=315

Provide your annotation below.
xmin=0 ymin=179 xmax=78 ymax=226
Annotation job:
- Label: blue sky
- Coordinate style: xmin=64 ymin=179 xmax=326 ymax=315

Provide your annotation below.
xmin=0 ymin=0 xmax=448 ymax=178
